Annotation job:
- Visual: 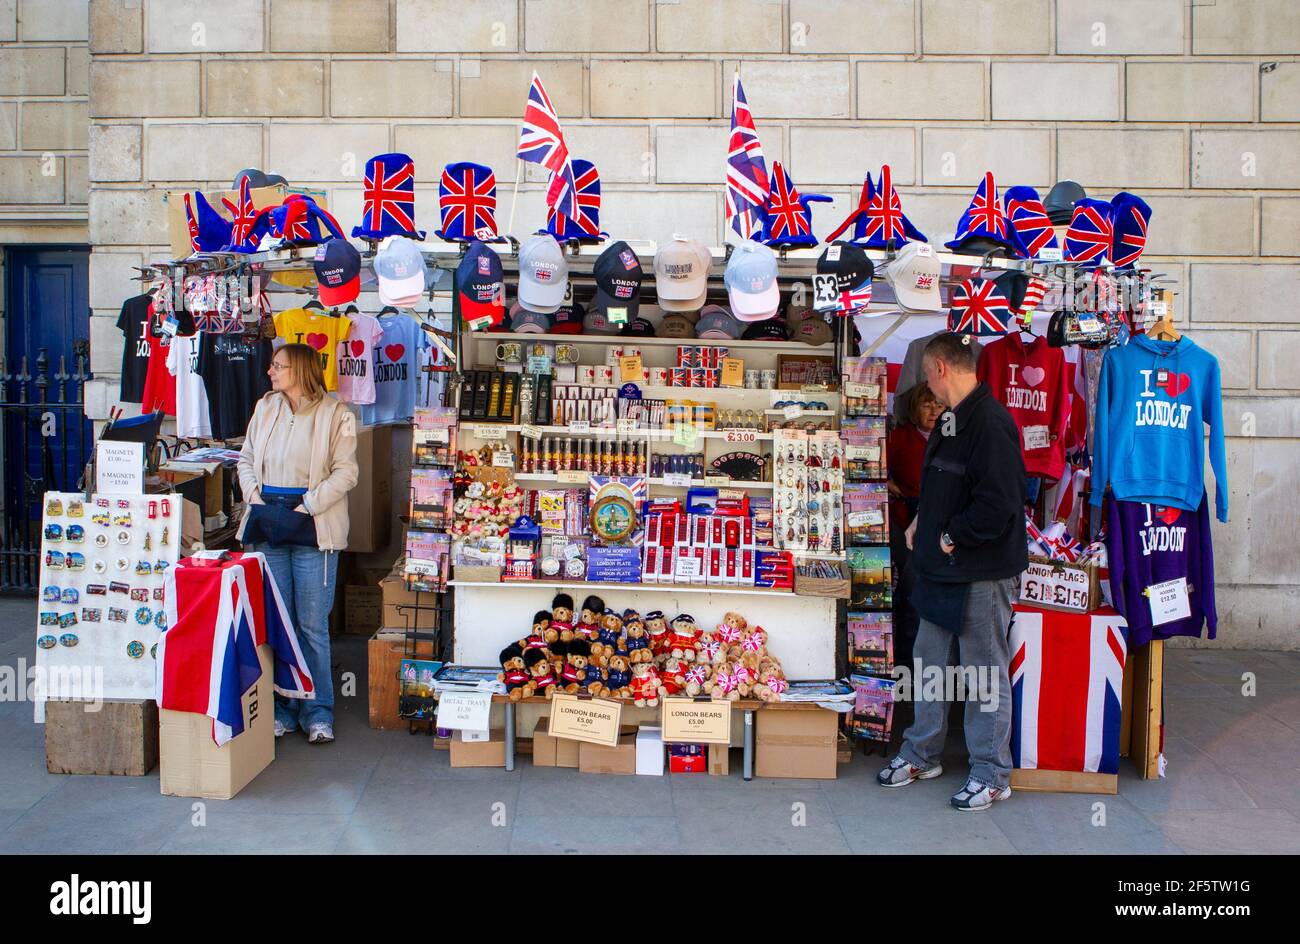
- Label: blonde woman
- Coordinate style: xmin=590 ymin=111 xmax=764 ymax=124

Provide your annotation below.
xmin=237 ymin=342 xmax=359 ymax=744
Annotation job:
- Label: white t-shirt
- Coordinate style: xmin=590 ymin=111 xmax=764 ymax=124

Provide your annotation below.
xmin=166 ymin=332 xmax=212 ymax=438
xmin=335 ymin=312 xmax=385 ymax=406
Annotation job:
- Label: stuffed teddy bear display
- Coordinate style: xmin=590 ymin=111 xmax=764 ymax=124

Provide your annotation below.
xmin=683 ymin=662 xmax=711 ymax=697
xmin=755 ymin=660 xmax=788 ymax=703
xmin=604 ymin=652 xmax=632 ymax=698
xmin=628 ymin=661 xmax=661 ymax=707
xmin=553 ymin=640 xmax=587 ymax=694
xmin=523 ymin=647 xmax=557 ymax=698
xmin=518 ymin=609 xmax=552 ymax=651
xmin=574 ymin=640 xmax=606 ymax=696
xmin=645 ymin=610 xmax=670 ymax=661
xmin=667 ymin=613 xmax=700 ymax=663
xmin=696 ymin=632 xmax=725 ymax=666
xmin=576 ymin=594 xmax=604 ymax=641
xmin=593 ymin=607 xmax=622 ymax=649
xmin=706 ymin=662 xmax=740 ymax=701
xmin=550 ymin=592 xmax=575 ymax=641
xmin=498 ymin=643 xmax=530 ymax=702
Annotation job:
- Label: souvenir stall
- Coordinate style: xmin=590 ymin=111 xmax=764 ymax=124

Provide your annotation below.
xmin=62 ymin=71 xmax=1226 ymax=789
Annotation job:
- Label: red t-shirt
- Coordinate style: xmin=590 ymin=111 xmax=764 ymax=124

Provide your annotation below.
xmin=887 ymin=423 xmax=928 ymax=530
xmin=140 ymin=326 xmax=177 ymax=416
xmin=977 ymin=333 xmax=1070 ymax=481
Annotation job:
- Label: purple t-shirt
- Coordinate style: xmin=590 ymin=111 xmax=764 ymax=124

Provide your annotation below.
xmin=1105 ymin=494 xmax=1216 ymax=647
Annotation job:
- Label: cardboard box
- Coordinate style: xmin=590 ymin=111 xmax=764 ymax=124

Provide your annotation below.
xmin=754 ymin=708 xmax=839 ymax=780
xmin=44 ymin=698 xmax=159 ymax=776
xmin=1020 ymin=555 xmax=1103 ymax=614
xmin=795 ymin=560 xmax=851 ymax=599
xmin=368 ymin=631 xmax=435 ymax=731
xmin=578 ymin=733 xmax=637 ymax=775
xmin=708 ymin=742 xmax=730 ymax=777
xmin=160 ymin=645 xmax=273 ymax=799
xmin=347 ymin=426 xmax=393 ymax=553
xmin=532 ymin=716 xmax=581 ymax=768
xmin=635 ymin=726 xmax=664 ymax=776
xmin=380 ymin=571 xmax=436 ymax=630
xmin=344 ymin=584 xmax=383 ymax=635
xmin=450 ymin=728 xmax=506 ymax=768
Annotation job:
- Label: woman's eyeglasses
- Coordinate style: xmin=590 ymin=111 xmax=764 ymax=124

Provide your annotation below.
xmin=268 ymin=362 xmax=290 ymax=373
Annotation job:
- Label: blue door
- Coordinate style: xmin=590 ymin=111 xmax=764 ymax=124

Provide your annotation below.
xmin=2 ymin=246 xmax=91 ymax=591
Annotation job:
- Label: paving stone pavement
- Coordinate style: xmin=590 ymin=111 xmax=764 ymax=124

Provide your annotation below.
xmin=1 ymin=598 xmax=1296 ymax=855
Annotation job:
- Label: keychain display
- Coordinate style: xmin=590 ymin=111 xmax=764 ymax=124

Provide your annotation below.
xmin=773 ymin=430 xmax=844 ymax=556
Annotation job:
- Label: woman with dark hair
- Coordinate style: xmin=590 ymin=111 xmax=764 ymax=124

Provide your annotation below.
xmin=237 ymin=342 xmax=359 ymax=744
xmin=888 ymin=383 xmax=944 ymax=669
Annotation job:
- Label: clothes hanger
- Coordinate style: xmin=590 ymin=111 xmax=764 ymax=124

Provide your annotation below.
xmin=1149 ymin=289 xmax=1181 ymax=342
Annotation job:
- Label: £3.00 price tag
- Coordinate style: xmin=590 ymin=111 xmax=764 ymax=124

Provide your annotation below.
xmin=724 ymin=428 xmax=757 ymax=444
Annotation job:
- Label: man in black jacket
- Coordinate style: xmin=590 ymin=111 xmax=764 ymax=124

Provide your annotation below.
xmin=877 ymin=332 xmax=1028 ymax=811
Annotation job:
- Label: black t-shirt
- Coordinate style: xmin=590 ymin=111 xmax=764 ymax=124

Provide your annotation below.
xmin=195 ymin=332 xmax=272 ymax=440
xmin=116 ymin=294 xmax=153 ymax=403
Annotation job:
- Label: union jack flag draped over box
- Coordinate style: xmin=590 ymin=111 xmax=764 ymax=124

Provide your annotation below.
xmin=1010 ymin=604 xmax=1128 ymax=775
xmin=725 ymin=74 xmax=769 ymax=241
xmin=156 ymin=553 xmax=314 ymax=747
xmin=517 ymin=72 xmax=581 ymax=225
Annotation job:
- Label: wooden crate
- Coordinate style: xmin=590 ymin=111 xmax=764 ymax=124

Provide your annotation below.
xmin=368 ymin=632 xmax=435 ymax=731
xmin=45 ymin=698 xmax=159 ymax=776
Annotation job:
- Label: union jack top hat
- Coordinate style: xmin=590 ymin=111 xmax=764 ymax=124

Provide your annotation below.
xmin=437 ymin=161 xmax=502 ymax=242
xmin=183 ymin=190 xmax=232 ymax=254
xmin=946 ymin=171 xmax=1018 ymax=257
xmin=546 ymin=159 xmax=606 ymax=243
xmin=1063 ymin=197 xmax=1115 ymax=270
xmin=1002 ymin=185 xmax=1059 ymax=260
xmin=826 ymin=165 xmax=927 ymax=250
xmin=759 ymin=161 xmax=831 ymax=249
xmin=1109 ymin=191 xmax=1151 ymax=271
xmin=352 ymin=152 xmax=425 ymax=241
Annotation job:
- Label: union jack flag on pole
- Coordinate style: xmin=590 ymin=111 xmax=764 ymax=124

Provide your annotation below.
xmin=517 ymin=72 xmax=580 ymax=221
xmin=725 ymin=73 xmax=769 ymax=241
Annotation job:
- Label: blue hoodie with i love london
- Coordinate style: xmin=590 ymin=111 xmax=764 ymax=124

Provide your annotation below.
xmin=1090 ymin=333 xmax=1228 ymax=523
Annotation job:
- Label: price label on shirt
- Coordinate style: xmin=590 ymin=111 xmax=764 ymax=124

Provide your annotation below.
xmin=1023 ymin=425 xmax=1050 ymax=451
xmin=1147 ymin=577 xmax=1191 ymax=626
xmin=520 ymin=424 xmax=543 ymax=441
xmin=724 ymin=429 xmax=757 ymax=444
xmin=473 ymin=424 xmax=508 ymax=441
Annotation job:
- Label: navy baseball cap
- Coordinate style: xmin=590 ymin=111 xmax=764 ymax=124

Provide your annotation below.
xmin=551 ymin=300 xmax=585 ymax=335
xmin=457 ymin=240 xmax=505 ymax=330
xmin=313 ymin=238 xmax=361 ymax=306
xmin=592 ymin=241 xmax=643 ymax=326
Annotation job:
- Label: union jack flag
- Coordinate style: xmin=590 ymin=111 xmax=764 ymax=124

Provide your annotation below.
xmin=951 ymin=171 xmax=1007 ymax=245
xmin=222 ymin=177 xmax=260 ymax=252
xmin=725 ymin=74 xmax=769 ymax=240
xmin=439 ymin=163 xmax=498 ymax=240
xmin=1010 ymin=604 xmax=1128 ymax=774
xmin=835 ymin=285 xmax=873 ymax=315
xmin=157 ymin=552 xmax=314 ymax=746
xmin=546 ymin=159 xmax=601 ymax=238
xmin=1063 ymin=198 xmax=1114 ymax=268
xmin=1004 ymin=186 xmax=1058 ymax=258
xmin=764 ymin=162 xmax=810 ymax=241
xmin=948 ymin=278 xmax=1011 ymax=336
xmin=1110 ymin=195 xmax=1150 ymax=270
xmin=361 ymin=155 xmax=418 ymax=238
xmin=517 ymin=72 xmax=579 ymax=221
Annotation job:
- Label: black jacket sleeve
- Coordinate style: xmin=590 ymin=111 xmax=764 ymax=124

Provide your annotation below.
xmin=943 ymin=409 xmax=1024 ymax=548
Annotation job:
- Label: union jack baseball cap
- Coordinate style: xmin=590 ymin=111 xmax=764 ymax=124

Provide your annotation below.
xmin=312 ymin=238 xmax=361 ymax=307
xmin=517 ymin=233 xmax=568 ymax=314
xmin=814 ymin=241 xmax=874 ymax=315
xmin=456 ymin=240 xmax=505 ymax=330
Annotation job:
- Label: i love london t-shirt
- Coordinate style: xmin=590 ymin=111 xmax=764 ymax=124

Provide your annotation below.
xmin=273 ymin=307 xmax=353 ymax=391
xmin=335 ymin=312 xmax=385 ymax=406
xmin=166 ymin=332 xmax=212 ymax=438
xmin=361 ymin=313 xmax=431 ymax=426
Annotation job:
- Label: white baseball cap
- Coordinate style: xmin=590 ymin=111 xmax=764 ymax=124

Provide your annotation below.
xmin=517 ymin=233 xmax=568 ymax=314
xmin=654 ymin=236 xmax=712 ymax=313
xmin=885 ymin=241 xmax=943 ymax=313
xmin=374 ymin=236 xmax=428 ymax=306
xmin=724 ymin=241 xmax=780 ymax=322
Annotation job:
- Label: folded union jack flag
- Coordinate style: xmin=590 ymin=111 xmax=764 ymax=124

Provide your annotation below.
xmin=157 ymin=553 xmax=313 ymax=746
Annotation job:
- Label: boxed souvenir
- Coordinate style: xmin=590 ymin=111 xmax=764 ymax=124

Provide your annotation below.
xmin=533 ymin=716 xmax=582 ymax=768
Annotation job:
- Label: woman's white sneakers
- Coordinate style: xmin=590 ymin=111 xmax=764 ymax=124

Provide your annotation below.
xmin=307 ymin=722 xmax=335 ymax=744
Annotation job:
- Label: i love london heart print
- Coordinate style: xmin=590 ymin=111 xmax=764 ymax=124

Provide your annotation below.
xmin=361 ymin=313 xmax=431 ymax=427
xmin=272 ymin=308 xmax=353 ymax=391
xmin=977 ymin=333 xmax=1071 ymax=481
xmin=335 ymin=312 xmax=385 ymax=405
